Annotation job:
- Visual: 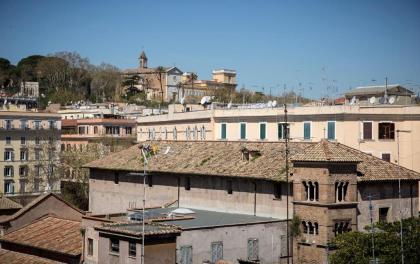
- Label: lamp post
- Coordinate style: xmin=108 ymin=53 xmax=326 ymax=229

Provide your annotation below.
xmin=396 ymin=129 xmax=410 ymax=264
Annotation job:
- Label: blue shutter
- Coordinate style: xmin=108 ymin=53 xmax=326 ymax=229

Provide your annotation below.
xmin=260 ymin=123 xmax=266 ymax=140
xmin=221 ymin=124 xmax=226 ymax=139
xmin=304 ymin=122 xmax=311 ymax=140
xmin=240 ymin=123 xmax=246 ymax=139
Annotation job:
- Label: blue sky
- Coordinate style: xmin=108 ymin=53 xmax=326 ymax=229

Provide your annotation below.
xmin=1 ymin=0 xmax=420 ymax=99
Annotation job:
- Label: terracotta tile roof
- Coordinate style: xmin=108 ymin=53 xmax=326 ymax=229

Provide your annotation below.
xmin=83 ymin=140 xmax=420 ymax=182
xmin=0 ymin=249 xmax=61 ymax=264
xmin=95 ymin=222 xmax=181 ymax=237
xmin=0 ymin=196 xmax=22 ymax=210
xmin=84 ymin=141 xmax=310 ymax=181
xmin=1 ymin=215 xmax=82 ymax=256
xmin=291 ymin=140 xmax=362 ymax=163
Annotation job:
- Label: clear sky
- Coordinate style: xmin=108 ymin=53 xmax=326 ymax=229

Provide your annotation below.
xmin=1 ymin=0 xmax=420 ymax=99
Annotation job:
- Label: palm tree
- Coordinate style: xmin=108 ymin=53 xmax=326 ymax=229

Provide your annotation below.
xmin=155 ymin=66 xmax=166 ymax=103
xmin=187 ymin=72 xmax=198 ymax=98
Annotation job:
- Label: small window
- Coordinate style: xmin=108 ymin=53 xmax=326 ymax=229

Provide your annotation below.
xmin=88 ymin=238 xmax=93 ymax=256
xmin=379 ymin=207 xmax=389 ymax=222
xmin=93 ymin=126 xmax=98 ymax=134
xmin=147 ymin=175 xmax=153 ymax=187
xmin=211 ymin=241 xmax=223 ymax=264
xmin=259 ymin=123 xmax=267 ymax=140
xmin=4 ymin=166 xmax=13 ymax=177
xmin=220 ymin=123 xmax=227 ymax=139
xmin=185 ymin=177 xmax=191 ymax=190
xmin=240 ymin=123 xmax=247 ymax=140
xmin=180 ymin=246 xmax=193 ymax=264
xmin=110 ymin=239 xmax=119 ymax=253
xmin=274 ymin=183 xmax=282 ymax=199
xmin=327 ymin=121 xmax=336 ymax=140
xmin=227 ymin=180 xmax=233 ymax=194
xmin=129 ymin=242 xmax=136 ymax=257
xmin=278 ymin=123 xmax=289 ymax=140
xmin=378 ymin=122 xmax=395 ymax=140
xmin=5 ymin=136 xmax=11 ymax=145
xmin=381 ymin=153 xmax=391 ymax=162
xmin=247 ymin=238 xmax=259 ymax=261
xmin=114 ymin=173 xmax=119 ymax=184
xmin=303 ymin=122 xmax=311 ymax=140
xmin=362 ymin=122 xmax=372 ymax=140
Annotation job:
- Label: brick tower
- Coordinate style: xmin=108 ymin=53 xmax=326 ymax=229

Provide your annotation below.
xmin=291 ymin=140 xmax=361 ymax=264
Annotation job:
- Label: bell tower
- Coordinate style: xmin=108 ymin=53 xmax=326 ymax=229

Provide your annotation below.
xmin=139 ymin=50 xmax=148 ymax=69
xmin=291 ymin=140 xmax=361 ymax=264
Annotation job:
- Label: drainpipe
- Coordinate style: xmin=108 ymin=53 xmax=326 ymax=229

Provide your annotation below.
xmin=253 ymin=181 xmax=257 ymax=216
xmin=177 ymin=176 xmax=180 ymax=208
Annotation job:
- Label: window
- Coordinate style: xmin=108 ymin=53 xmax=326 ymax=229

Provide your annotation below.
xmin=110 ymin=239 xmax=119 ymax=253
xmin=303 ymin=122 xmax=311 ymax=140
xmin=303 ymin=181 xmax=319 ymax=201
xmin=381 ymin=153 xmax=391 ymax=162
xmin=5 ymin=120 xmax=12 ymax=129
xmin=227 ymin=180 xmax=233 ymax=194
xmin=220 ymin=123 xmax=227 ymax=139
xmin=147 ymin=175 xmax=153 ymax=187
xmin=378 ymin=122 xmax=395 ymax=140
xmin=34 ymin=165 xmax=40 ymax=178
xmin=185 ymin=177 xmax=191 ymax=190
xmin=5 ymin=136 xmax=11 ymax=144
xmin=34 ymin=179 xmax=40 ymax=192
xmin=34 ymin=120 xmax=41 ymax=130
xmin=114 ymin=173 xmax=119 ymax=184
xmin=4 ymin=149 xmax=13 ymax=161
xmin=4 ymin=181 xmax=14 ymax=194
xmin=240 ymin=123 xmax=247 ymax=140
xmin=20 ymin=120 xmax=28 ymax=129
xmin=20 ymin=137 xmax=26 ymax=145
xmin=185 ymin=127 xmax=191 ymax=140
xmin=35 ymin=137 xmax=40 ymax=145
xmin=327 ymin=121 xmax=335 ymax=140
xmin=19 ymin=181 xmax=25 ymax=193
xmin=362 ymin=122 xmax=372 ymax=140
xmin=335 ymin=182 xmax=349 ymax=202
xmin=259 ymin=122 xmax=267 ymax=140
xmin=93 ymin=126 xmax=98 ymax=134
xmin=19 ymin=166 xmax=28 ymax=177
xmin=200 ymin=126 xmax=206 ymax=140
xmin=180 ymin=246 xmax=192 ymax=264
xmin=88 ymin=238 xmax=93 ymax=256
xmin=278 ymin=123 xmax=289 ymax=140
xmin=334 ymin=221 xmax=351 ymax=236
xmin=247 ymin=238 xmax=259 ymax=261
xmin=125 ymin=126 xmax=132 ymax=135
xmin=379 ymin=207 xmax=389 ymax=222
xmin=129 ymin=242 xmax=136 ymax=257
xmin=20 ymin=149 xmax=28 ymax=161
xmin=48 ymin=120 xmax=56 ymax=129
xmin=211 ymin=242 xmax=223 ymax=264
xmin=4 ymin=166 xmax=13 ymax=177
xmin=173 ymin=127 xmax=178 ymax=140
xmin=35 ymin=149 xmax=40 ymax=160
xmin=274 ymin=182 xmax=282 ymax=199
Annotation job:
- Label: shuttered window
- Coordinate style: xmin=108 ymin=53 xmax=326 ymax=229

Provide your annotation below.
xmin=327 ymin=121 xmax=335 ymax=140
xmin=303 ymin=122 xmax=311 ymax=140
xmin=247 ymin=238 xmax=259 ymax=261
xmin=211 ymin=242 xmax=223 ymax=263
xmin=240 ymin=123 xmax=246 ymax=139
xmin=363 ymin=122 xmax=372 ymax=140
xmin=180 ymin=246 xmax=192 ymax=264
xmin=378 ymin=122 xmax=395 ymax=140
xmin=382 ymin=153 xmax=391 ymax=162
xmin=259 ymin=123 xmax=266 ymax=140
xmin=221 ymin=123 xmax=227 ymax=139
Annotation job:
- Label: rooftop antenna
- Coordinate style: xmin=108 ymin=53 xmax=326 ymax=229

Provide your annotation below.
xmin=284 ymin=104 xmax=291 ymax=264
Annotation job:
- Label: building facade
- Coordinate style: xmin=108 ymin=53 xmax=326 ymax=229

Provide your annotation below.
xmin=137 ymin=104 xmax=420 ymax=174
xmin=0 ymin=111 xmax=61 ymax=196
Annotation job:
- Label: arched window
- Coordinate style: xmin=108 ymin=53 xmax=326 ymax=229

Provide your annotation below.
xmin=302 ymin=181 xmax=309 ymax=201
xmin=308 ymin=181 xmax=314 ymax=201
xmin=335 ymin=181 xmax=349 ymax=202
xmin=308 ymin=222 xmax=314 ymax=234
xmin=314 ymin=222 xmax=319 ymax=235
xmin=302 ymin=221 xmax=308 ymax=234
xmin=315 ymin=182 xmax=319 ymax=201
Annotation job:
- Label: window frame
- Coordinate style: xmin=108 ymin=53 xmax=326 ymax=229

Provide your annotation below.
xmin=211 ymin=241 xmax=223 ymax=264
xmin=303 ymin=121 xmax=311 ymax=140
xmin=361 ymin=121 xmax=373 ymax=140
xmin=220 ymin=123 xmax=227 ymax=140
xmin=87 ymin=238 xmax=93 ymax=256
xmin=240 ymin=122 xmax=247 ymax=140
xmin=247 ymin=238 xmax=259 ymax=261
xmin=109 ymin=238 xmax=119 ymax=254
xmin=380 ymin=152 xmax=391 ymax=163
xmin=128 ymin=241 xmax=136 ymax=257
xmin=378 ymin=121 xmax=395 ymax=140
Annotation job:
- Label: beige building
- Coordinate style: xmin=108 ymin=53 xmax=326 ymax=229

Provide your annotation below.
xmin=137 ymin=104 xmax=420 ymax=173
xmin=0 ymin=111 xmax=61 ymax=196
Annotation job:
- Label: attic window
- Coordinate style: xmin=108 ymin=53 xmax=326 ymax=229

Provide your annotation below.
xmin=241 ymin=147 xmax=261 ymax=161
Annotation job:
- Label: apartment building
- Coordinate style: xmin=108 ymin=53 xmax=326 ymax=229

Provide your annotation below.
xmin=137 ymin=104 xmax=420 ymax=173
xmin=0 ymin=111 xmax=61 ymax=195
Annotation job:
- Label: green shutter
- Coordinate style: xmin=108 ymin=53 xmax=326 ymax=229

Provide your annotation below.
xmin=278 ymin=123 xmax=283 ymax=139
xmin=240 ymin=123 xmax=246 ymax=139
xmin=221 ymin=123 xmax=226 ymax=139
xmin=260 ymin=123 xmax=266 ymax=140
xmin=304 ymin=122 xmax=311 ymax=140
xmin=328 ymin=122 xmax=335 ymax=140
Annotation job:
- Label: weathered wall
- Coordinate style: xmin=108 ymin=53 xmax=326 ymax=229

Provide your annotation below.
xmin=176 ymin=221 xmax=287 ymax=264
xmin=357 ymin=181 xmax=419 ymax=231
xmin=89 ymin=169 xmax=291 ymax=218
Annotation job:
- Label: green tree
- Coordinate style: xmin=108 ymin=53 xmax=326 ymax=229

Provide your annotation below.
xmin=16 ymin=55 xmax=45 ymax=82
xmin=155 ymin=66 xmax=166 ymax=103
xmin=90 ymin=63 xmax=121 ymax=102
xmin=0 ymin=58 xmax=17 ymax=88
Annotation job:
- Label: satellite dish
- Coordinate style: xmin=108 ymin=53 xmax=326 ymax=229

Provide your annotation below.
xmin=350 ymin=96 xmax=356 ymax=105
xmin=200 ymin=96 xmax=211 ymax=105
xmin=388 ymin=96 xmax=396 ymax=104
xmin=369 ymin=96 xmax=376 ymax=104
xmin=272 ymin=100 xmax=277 ymax=107
xmin=170 ymin=208 xmax=195 ymax=215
